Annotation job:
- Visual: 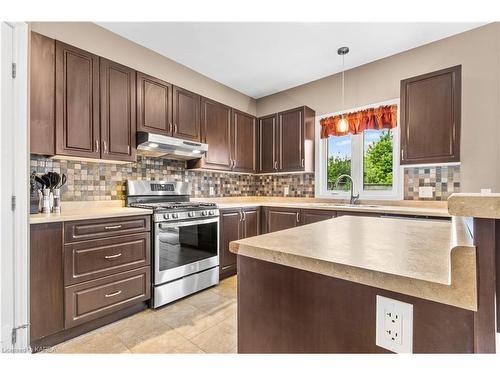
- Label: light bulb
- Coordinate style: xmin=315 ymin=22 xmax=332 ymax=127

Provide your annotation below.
xmin=338 ymin=117 xmax=348 ymax=133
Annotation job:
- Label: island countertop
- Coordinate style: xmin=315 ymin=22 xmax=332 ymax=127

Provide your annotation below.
xmin=230 ymin=215 xmax=477 ymax=310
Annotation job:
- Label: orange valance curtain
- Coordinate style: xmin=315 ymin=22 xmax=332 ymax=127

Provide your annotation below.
xmin=320 ymin=104 xmax=398 ymax=138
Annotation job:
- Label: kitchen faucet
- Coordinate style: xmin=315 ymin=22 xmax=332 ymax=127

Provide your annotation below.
xmin=334 ymin=174 xmax=359 ymax=205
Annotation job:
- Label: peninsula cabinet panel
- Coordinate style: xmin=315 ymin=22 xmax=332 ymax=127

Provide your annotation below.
xmin=172 ymin=86 xmax=201 ymax=142
xmin=400 ymin=65 xmax=461 ymax=164
xmin=30 ymin=32 xmax=55 ymax=156
xmin=100 ymin=58 xmax=136 ymax=162
xmin=30 ymin=223 xmax=64 ymax=341
xmin=55 ymin=41 xmax=100 ymax=158
xmin=136 ymin=72 xmax=172 ymax=135
xmin=220 ymin=209 xmax=242 ymax=279
xmin=191 ymin=97 xmax=232 ymax=170
xmin=265 ymin=207 xmax=301 ymax=233
xmin=258 ymin=114 xmax=278 ymax=173
xmin=232 ymin=109 xmax=257 ymax=173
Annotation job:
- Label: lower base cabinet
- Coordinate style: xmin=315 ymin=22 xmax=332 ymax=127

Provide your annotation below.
xmin=219 ymin=207 xmax=260 ymax=280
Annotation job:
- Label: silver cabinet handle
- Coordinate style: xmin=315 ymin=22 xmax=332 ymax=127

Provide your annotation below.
xmin=301 ymin=158 xmax=305 ymax=168
xmin=169 ymin=122 xmax=173 ymax=133
xmin=105 ymin=290 xmax=122 ymax=298
xmin=242 ymin=211 xmax=246 ymax=221
xmin=239 ymin=211 xmax=243 ymax=222
xmin=104 ymin=253 xmax=122 ymax=259
xmin=401 ymin=149 xmax=404 ymax=161
xmin=104 ymin=225 xmax=122 ymax=230
xmin=95 ymin=139 xmax=99 ymax=153
xmin=173 ymin=123 xmax=178 ymax=133
xmin=103 ymin=140 xmax=108 ymax=154
xmin=296 ymin=212 xmax=300 ymax=223
xmin=274 ymin=160 xmax=278 ymax=170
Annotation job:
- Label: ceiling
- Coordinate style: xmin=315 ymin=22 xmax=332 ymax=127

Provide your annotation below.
xmin=97 ymin=22 xmax=484 ymax=99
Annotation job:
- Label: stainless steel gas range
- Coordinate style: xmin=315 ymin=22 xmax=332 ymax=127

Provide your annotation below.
xmin=126 ymin=180 xmax=219 ymax=308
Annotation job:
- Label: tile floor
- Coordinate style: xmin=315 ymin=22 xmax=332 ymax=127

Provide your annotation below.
xmin=47 ymin=276 xmax=237 ymax=354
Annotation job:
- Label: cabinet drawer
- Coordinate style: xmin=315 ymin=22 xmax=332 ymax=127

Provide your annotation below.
xmin=64 ymin=215 xmax=151 ymax=243
xmin=64 ymin=267 xmax=150 ymax=329
xmin=64 ymin=233 xmax=151 ymax=285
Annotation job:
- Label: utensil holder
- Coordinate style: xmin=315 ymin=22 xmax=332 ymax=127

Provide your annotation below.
xmin=42 ymin=189 xmax=51 ymax=214
xmin=52 ymin=188 xmax=61 ymax=213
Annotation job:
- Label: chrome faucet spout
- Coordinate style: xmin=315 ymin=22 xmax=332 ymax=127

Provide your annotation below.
xmin=334 ymin=174 xmax=359 ymax=205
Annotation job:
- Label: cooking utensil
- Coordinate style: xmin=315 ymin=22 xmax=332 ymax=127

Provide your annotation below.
xmin=58 ymin=174 xmax=67 ymax=189
xmin=35 ymin=175 xmax=46 ymax=189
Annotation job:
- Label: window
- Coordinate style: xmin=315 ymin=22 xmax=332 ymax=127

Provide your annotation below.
xmin=317 ymin=101 xmax=401 ymax=200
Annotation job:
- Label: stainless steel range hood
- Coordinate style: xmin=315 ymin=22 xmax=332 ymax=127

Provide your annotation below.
xmin=136 ymin=131 xmax=208 ymax=160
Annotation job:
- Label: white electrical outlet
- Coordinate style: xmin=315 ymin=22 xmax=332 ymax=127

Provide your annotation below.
xmin=283 ymin=186 xmax=289 ymax=196
xmin=481 ymin=188 xmax=492 ymax=194
xmin=376 ymin=295 xmax=413 ymax=353
xmin=418 ymin=186 xmax=433 ymax=198
xmin=209 ymin=187 xmax=215 ymax=196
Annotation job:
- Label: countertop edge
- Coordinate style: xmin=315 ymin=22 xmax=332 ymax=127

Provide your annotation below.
xmin=29 ymin=208 xmax=153 ymax=224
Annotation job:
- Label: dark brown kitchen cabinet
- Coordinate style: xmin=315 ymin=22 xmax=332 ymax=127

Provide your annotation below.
xmin=264 ymin=207 xmax=301 ymax=233
xmin=232 ymin=109 xmax=257 ymax=173
xmin=258 ymin=114 xmax=278 ymax=173
xmin=100 ymin=58 xmax=136 ymax=162
xmin=30 ymin=223 xmax=64 ymax=342
xmin=219 ymin=207 xmax=261 ymax=279
xmin=258 ymin=106 xmax=315 ymax=173
xmin=30 ymin=32 xmax=55 ymax=156
xmin=172 ymin=86 xmax=201 ymax=142
xmin=300 ymin=209 xmax=336 ymax=225
xmin=400 ymin=65 xmax=461 ymax=164
xmin=136 ymin=72 xmax=172 ymax=136
xmin=55 ymin=40 xmax=100 ymax=158
xmin=189 ymin=97 xmax=232 ymax=170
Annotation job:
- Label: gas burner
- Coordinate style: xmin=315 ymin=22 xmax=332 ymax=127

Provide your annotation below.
xmin=129 ymin=201 xmax=217 ymax=211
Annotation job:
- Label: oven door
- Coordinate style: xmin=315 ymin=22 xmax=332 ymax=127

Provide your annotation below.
xmin=154 ymin=217 xmax=219 ymax=285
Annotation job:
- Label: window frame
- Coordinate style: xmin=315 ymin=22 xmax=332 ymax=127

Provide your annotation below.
xmin=315 ymin=99 xmax=402 ymax=200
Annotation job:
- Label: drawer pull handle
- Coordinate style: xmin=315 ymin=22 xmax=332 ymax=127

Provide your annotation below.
xmin=104 ymin=253 xmax=122 ymax=259
xmin=104 ymin=225 xmax=122 ymax=230
xmin=105 ymin=290 xmax=122 ymax=298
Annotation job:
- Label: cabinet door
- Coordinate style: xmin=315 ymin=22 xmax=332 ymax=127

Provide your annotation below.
xmin=400 ymin=65 xmax=461 ymax=164
xmin=55 ymin=41 xmax=100 ymax=158
xmin=258 ymin=114 xmax=278 ymax=173
xmin=30 ymin=32 xmax=55 ymax=155
xmin=100 ymin=58 xmax=136 ymax=162
xmin=30 ymin=223 xmax=64 ymax=342
xmin=232 ymin=109 xmax=257 ymax=173
xmin=172 ymin=86 xmax=201 ymax=142
xmin=200 ymin=97 xmax=232 ymax=170
xmin=219 ymin=209 xmax=242 ymax=279
xmin=136 ymin=72 xmax=172 ymax=136
xmin=278 ymin=107 xmax=304 ymax=171
xmin=242 ymin=207 xmax=261 ymax=238
xmin=266 ymin=207 xmax=301 ymax=233
xmin=300 ymin=209 xmax=336 ymax=225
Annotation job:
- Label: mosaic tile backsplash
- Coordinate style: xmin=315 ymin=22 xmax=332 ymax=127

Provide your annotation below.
xmin=30 ymin=155 xmax=315 ymax=201
xmin=31 ymin=155 xmax=459 ymax=201
xmin=403 ymin=165 xmax=460 ymax=200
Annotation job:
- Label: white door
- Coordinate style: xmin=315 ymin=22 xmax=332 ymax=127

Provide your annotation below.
xmin=0 ymin=21 xmax=29 ymax=353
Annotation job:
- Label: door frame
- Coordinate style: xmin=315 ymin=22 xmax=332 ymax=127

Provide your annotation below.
xmin=0 ymin=21 xmax=29 ymax=353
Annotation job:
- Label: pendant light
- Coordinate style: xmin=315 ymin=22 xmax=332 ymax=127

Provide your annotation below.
xmin=337 ymin=46 xmax=349 ymax=133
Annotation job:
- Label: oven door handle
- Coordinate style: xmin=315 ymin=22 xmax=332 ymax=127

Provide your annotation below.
xmin=157 ymin=217 xmax=219 ymax=230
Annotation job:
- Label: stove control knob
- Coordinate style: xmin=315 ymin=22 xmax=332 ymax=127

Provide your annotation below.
xmin=201 ymin=211 xmax=207 ymax=216
xmin=163 ymin=213 xmax=170 ymax=220
xmin=209 ymin=210 xmax=215 ymax=216
xmin=188 ymin=211 xmax=195 ymax=217
xmin=172 ymin=213 xmax=179 ymax=219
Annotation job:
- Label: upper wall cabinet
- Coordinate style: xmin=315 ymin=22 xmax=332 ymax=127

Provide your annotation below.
xmin=100 ymin=58 xmax=136 ymax=162
xmin=400 ymin=65 xmax=461 ymax=164
xmin=172 ymin=86 xmax=201 ymax=142
xmin=30 ymin=32 xmax=55 ymax=156
xmin=136 ymin=72 xmax=172 ymax=136
xmin=232 ymin=109 xmax=257 ymax=173
xmin=55 ymin=41 xmax=100 ymax=158
xmin=257 ymin=106 xmax=315 ymax=173
xmin=189 ymin=97 xmax=233 ymax=170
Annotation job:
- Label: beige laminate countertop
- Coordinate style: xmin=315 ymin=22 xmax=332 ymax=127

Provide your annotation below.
xmin=448 ymin=193 xmax=500 ymax=219
xmin=230 ymin=215 xmax=477 ymax=310
xmin=30 ymin=206 xmax=153 ymax=224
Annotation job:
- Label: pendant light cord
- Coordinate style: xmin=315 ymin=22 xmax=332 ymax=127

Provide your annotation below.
xmin=341 ymin=53 xmax=345 ymax=118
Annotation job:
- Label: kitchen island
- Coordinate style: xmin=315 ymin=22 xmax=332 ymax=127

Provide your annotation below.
xmin=230 ymin=214 xmax=496 ymax=353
